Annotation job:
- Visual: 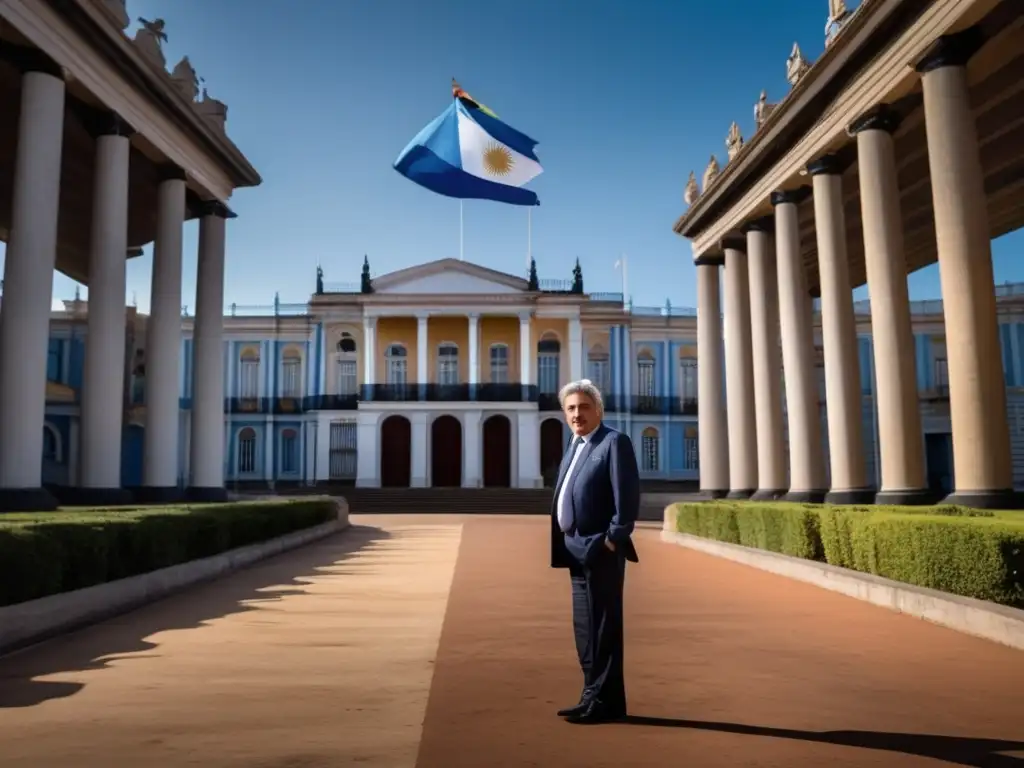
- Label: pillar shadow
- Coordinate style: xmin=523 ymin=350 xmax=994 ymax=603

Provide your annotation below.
xmin=622 ymin=716 xmax=1024 ymax=767
xmin=0 ymin=524 xmax=392 ymax=709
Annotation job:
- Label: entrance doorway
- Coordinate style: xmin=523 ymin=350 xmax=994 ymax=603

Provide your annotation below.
xmin=380 ymin=415 xmax=411 ymax=487
xmin=431 ymin=415 xmax=462 ymax=487
xmin=540 ymin=418 xmax=565 ymax=487
xmin=925 ymin=432 xmax=954 ymax=494
xmin=482 ymin=415 xmax=512 ymax=487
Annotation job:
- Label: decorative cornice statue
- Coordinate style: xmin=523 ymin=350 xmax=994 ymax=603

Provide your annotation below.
xmin=133 ymin=17 xmax=167 ymax=70
xmin=684 ymin=171 xmax=699 ymax=206
xmin=786 ymin=42 xmax=810 ymax=87
xmin=825 ymin=0 xmax=852 ymax=46
xmin=571 ymin=258 xmax=584 ymax=294
xmin=754 ymin=89 xmax=777 ymax=131
xmin=196 ymin=87 xmax=229 ymax=132
xmin=98 ymin=0 xmax=130 ymax=30
xmin=360 ymin=255 xmax=373 ymax=294
xmin=726 ymin=121 xmax=744 ymax=161
xmin=315 ymin=264 xmax=324 ymax=295
xmin=170 ymin=56 xmax=199 ymax=102
xmin=702 ymin=155 xmax=720 ymax=191
xmin=528 ymin=258 xmax=539 ymax=291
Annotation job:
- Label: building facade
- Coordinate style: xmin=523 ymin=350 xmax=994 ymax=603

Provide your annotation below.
xmin=39 ymin=257 xmax=1024 ymax=495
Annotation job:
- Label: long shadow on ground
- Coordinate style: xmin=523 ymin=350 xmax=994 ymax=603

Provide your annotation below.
xmin=0 ymin=525 xmax=391 ymax=709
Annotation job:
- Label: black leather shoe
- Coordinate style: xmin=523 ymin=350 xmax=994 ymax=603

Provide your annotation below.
xmin=556 ymin=699 xmax=589 ymax=717
xmin=564 ymin=700 xmax=627 ymax=724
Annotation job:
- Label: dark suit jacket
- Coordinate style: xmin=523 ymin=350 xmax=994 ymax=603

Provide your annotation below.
xmin=550 ymin=423 xmax=641 ymax=569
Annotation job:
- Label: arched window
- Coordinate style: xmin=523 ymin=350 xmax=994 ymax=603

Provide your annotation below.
xmin=537 ymin=333 xmax=560 ymax=395
xmin=385 ymin=343 xmax=408 ymax=385
xmin=684 ymin=425 xmax=699 ymax=470
xmin=239 ymin=346 xmax=260 ymax=399
xmin=281 ymin=428 xmax=299 ymax=474
xmin=640 ymin=426 xmax=659 ymax=472
xmin=42 ymin=424 xmax=60 ymax=463
xmin=237 ymin=427 xmax=258 ymax=474
xmin=636 ymin=348 xmax=655 ymax=398
xmin=489 ymin=343 xmax=509 ymax=384
xmin=437 ymin=342 xmax=459 ymax=386
xmin=281 ymin=346 xmax=302 ymax=398
xmin=587 ymin=344 xmax=609 ymax=394
xmin=337 ymin=332 xmax=358 ymax=395
xmin=680 ymin=350 xmax=698 ymax=405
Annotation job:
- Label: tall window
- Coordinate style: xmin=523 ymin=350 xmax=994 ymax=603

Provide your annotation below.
xmin=641 ymin=426 xmax=659 ymax=472
xmin=437 ymin=342 xmax=459 ymax=385
xmin=587 ymin=344 xmax=609 ymax=394
xmin=490 ymin=344 xmax=509 ymax=384
xmin=238 ymin=427 xmax=257 ymax=474
xmin=637 ymin=350 xmax=656 ymax=398
xmin=684 ymin=426 xmax=699 ymax=470
xmin=47 ymin=339 xmax=62 ymax=383
xmin=680 ymin=356 xmax=698 ymax=402
xmin=537 ymin=335 xmax=560 ymax=394
xmin=42 ymin=425 xmax=59 ymax=462
xmin=281 ymin=428 xmax=299 ymax=474
xmin=385 ymin=344 xmax=407 ymax=385
xmin=239 ymin=347 xmax=260 ymax=399
xmin=816 ymin=362 xmax=827 ymax=403
xmin=934 ymin=357 xmax=949 ymax=394
xmin=337 ymin=334 xmax=358 ymax=395
xmin=281 ymin=348 xmax=302 ymax=398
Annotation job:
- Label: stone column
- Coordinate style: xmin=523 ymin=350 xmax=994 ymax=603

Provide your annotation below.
xmin=0 ymin=64 xmax=66 ymax=511
xmin=850 ymin=105 xmax=929 ymax=504
xmin=722 ymin=241 xmax=758 ymax=498
xmin=772 ymin=188 xmax=827 ymax=502
xmin=917 ymin=31 xmax=1015 ymax=507
xmin=519 ymin=312 xmax=533 ymax=400
xmin=808 ymin=155 xmax=872 ymax=503
xmin=188 ymin=202 xmax=233 ymax=501
xmin=77 ymin=115 xmax=133 ymax=504
xmin=140 ymin=171 xmax=187 ymax=501
xmin=468 ymin=312 xmax=480 ymax=394
xmin=568 ymin=317 xmax=583 ymax=382
xmin=416 ymin=313 xmax=428 ymax=398
xmin=695 ymin=258 xmax=729 ymax=497
xmin=462 ymin=409 xmax=483 ymax=487
xmin=410 ymin=411 xmax=428 ymax=487
xmin=744 ymin=220 xmax=787 ymax=499
xmin=363 ymin=316 xmax=377 ymax=399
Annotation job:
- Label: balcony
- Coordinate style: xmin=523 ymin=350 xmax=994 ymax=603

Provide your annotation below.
xmin=302 ymin=394 xmax=358 ymax=411
xmin=605 ymin=396 xmax=698 ymax=416
xmin=361 ymin=383 xmax=541 ymax=404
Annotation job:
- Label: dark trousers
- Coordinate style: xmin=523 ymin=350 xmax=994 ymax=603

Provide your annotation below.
xmin=569 ymin=547 xmax=627 ymax=713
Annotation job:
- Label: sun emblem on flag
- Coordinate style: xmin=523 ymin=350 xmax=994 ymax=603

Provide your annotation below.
xmin=483 ymin=142 xmax=514 ymax=177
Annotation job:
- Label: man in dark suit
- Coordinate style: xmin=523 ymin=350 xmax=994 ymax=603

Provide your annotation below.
xmin=550 ymin=379 xmax=640 ymax=725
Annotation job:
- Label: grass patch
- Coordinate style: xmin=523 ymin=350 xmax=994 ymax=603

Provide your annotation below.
xmin=0 ymin=498 xmax=339 ymax=607
xmin=667 ymin=501 xmax=1024 ymax=607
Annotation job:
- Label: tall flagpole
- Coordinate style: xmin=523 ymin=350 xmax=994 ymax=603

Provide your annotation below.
xmin=459 ymin=200 xmax=464 ymax=261
xmin=616 ymin=254 xmax=629 ymax=309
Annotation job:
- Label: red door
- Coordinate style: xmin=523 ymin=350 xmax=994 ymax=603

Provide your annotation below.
xmin=380 ymin=415 xmax=411 ymax=487
xmin=431 ymin=415 xmax=463 ymax=487
xmin=482 ymin=415 xmax=512 ymax=488
xmin=540 ymin=418 xmax=565 ymax=487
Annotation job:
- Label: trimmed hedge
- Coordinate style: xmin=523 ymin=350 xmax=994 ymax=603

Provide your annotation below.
xmin=667 ymin=501 xmax=1024 ymax=607
xmin=0 ymin=499 xmax=339 ymax=607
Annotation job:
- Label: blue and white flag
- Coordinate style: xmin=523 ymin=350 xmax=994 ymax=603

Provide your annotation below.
xmin=393 ymin=95 xmax=543 ymax=206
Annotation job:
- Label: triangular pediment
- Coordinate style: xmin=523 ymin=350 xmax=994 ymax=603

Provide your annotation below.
xmin=371 ymin=258 xmax=529 ymax=295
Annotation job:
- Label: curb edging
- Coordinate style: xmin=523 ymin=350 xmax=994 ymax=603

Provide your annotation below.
xmin=0 ymin=499 xmax=350 ymax=657
xmin=659 ymin=528 xmax=1024 ymax=651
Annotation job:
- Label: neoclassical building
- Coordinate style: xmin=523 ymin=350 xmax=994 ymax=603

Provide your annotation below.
xmin=0 ymin=1 xmax=260 ymax=510
xmin=674 ymin=0 xmax=1024 ymax=507
xmin=39 ymin=255 xmax=1024 ymax=496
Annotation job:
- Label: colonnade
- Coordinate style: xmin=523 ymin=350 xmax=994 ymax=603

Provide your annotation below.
xmin=0 ymin=59 xmax=232 ymax=510
xmin=696 ymin=30 xmax=1016 ymax=508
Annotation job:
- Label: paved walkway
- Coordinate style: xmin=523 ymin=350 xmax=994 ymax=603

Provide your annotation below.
xmin=1 ymin=515 xmax=1022 ymax=767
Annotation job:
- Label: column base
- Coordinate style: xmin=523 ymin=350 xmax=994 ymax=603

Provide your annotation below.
xmin=0 ymin=487 xmax=59 ymax=513
xmin=940 ymin=488 xmax=1024 ymax=510
xmin=699 ymin=488 xmax=729 ymax=500
xmin=874 ymin=488 xmax=940 ymax=506
xmin=133 ymin=486 xmax=184 ymax=505
xmin=824 ymin=488 xmax=877 ymax=505
xmin=186 ymin=486 xmax=229 ymax=503
xmin=61 ymin=487 xmax=135 ymax=507
xmin=783 ymin=489 xmax=827 ymax=504
xmin=750 ymin=488 xmax=788 ymax=501
xmin=726 ymin=489 xmax=755 ymax=500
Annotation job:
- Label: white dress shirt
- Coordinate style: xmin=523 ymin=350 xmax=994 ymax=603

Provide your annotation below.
xmin=556 ymin=433 xmax=589 ymax=532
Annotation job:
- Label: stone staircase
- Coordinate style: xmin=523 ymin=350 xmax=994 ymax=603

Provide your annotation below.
xmin=344 ymin=488 xmax=554 ymax=515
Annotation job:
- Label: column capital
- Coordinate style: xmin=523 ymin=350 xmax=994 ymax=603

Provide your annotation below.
xmin=195 ymin=199 xmax=237 ymax=219
xmin=694 ymin=254 xmax=725 ymax=267
xmin=467 ymin=311 xmax=480 ymax=321
xmin=915 ymin=27 xmax=984 ymax=74
xmin=364 ymin=315 xmax=378 ymax=329
xmin=806 ymin=151 xmax=853 ymax=177
xmin=157 ymin=164 xmax=188 ymax=183
xmin=416 ymin=311 xmax=429 ymax=321
xmin=73 ymin=104 xmax=136 ymax=140
xmin=0 ymin=42 xmax=64 ymax=79
xmin=742 ymin=216 xmax=774 ymax=234
xmin=720 ymin=233 xmax=746 ymax=253
xmin=770 ymin=186 xmax=811 ymax=207
xmin=518 ymin=310 xmax=533 ymax=324
xmin=848 ymin=104 xmax=901 ymax=136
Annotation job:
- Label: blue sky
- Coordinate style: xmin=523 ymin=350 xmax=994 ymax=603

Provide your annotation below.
xmin=6 ymin=0 xmax=1023 ymax=312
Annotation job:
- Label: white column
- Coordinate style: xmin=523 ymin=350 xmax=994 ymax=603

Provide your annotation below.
xmin=411 ymin=412 xmax=428 ymax=487
xmin=722 ymin=243 xmax=758 ymax=497
xmin=142 ymin=173 xmax=187 ymax=498
xmin=263 ymin=421 xmax=274 ymax=488
xmin=0 ymin=67 xmax=65 ymax=510
xmin=569 ymin=317 xmax=583 ymax=382
xmin=695 ymin=260 xmax=729 ymax=496
xmin=519 ymin=311 xmax=533 ymax=394
xmin=363 ymin=316 xmax=377 ymax=393
xmin=468 ymin=313 xmax=480 ymax=386
xmin=517 ymin=410 xmax=541 ymax=487
xmin=809 ymin=155 xmax=871 ymax=503
xmin=918 ymin=32 xmax=1014 ymax=506
xmin=78 ymin=117 xmax=132 ymax=500
xmin=188 ymin=204 xmax=230 ymax=499
xmin=462 ymin=410 xmax=482 ymax=487
xmin=355 ymin=413 xmax=379 ymax=487
xmin=773 ymin=188 xmax=827 ymax=501
xmin=416 ymin=313 xmax=428 ymax=384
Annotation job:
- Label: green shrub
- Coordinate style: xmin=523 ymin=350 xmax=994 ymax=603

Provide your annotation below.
xmin=0 ymin=499 xmax=338 ymax=607
xmin=669 ymin=500 xmax=1024 ymax=607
